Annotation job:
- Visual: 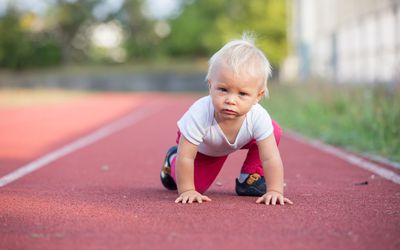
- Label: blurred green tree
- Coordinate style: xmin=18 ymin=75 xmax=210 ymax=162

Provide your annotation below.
xmin=0 ymin=7 xmax=62 ymax=69
xmin=46 ymin=0 xmax=101 ymax=63
xmin=113 ymin=0 xmax=160 ymax=60
xmin=0 ymin=0 xmax=287 ymax=69
xmin=165 ymin=0 xmax=287 ymax=68
xmin=0 ymin=7 xmax=31 ymax=69
xmin=163 ymin=0 xmax=225 ymax=57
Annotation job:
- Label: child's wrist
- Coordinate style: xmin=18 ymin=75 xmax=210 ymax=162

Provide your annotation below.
xmin=178 ymin=188 xmax=195 ymax=195
xmin=267 ymin=189 xmax=283 ymax=195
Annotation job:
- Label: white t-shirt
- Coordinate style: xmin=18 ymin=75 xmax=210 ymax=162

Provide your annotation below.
xmin=177 ymin=96 xmax=274 ymax=157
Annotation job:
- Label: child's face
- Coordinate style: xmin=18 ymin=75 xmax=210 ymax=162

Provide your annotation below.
xmin=208 ymin=65 xmax=265 ymax=122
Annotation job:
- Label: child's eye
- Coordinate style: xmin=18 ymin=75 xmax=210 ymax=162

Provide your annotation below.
xmin=239 ymin=92 xmax=248 ymax=96
xmin=218 ymin=88 xmax=227 ymax=92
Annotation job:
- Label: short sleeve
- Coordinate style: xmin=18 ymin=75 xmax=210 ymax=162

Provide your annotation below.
xmin=177 ymin=97 xmax=211 ymax=145
xmin=251 ymin=104 xmax=274 ymax=141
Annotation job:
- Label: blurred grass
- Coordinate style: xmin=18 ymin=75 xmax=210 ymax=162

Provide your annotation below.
xmin=0 ymin=88 xmax=89 ymax=108
xmin=263 ymin=82 xmax=400 ymax=163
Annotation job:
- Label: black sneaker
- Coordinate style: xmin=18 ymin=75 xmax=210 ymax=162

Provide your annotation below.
xmin=160 ymin=146 xmax=178 ymax=190
xmin=235 ymin=173 xmax=266 ymax=196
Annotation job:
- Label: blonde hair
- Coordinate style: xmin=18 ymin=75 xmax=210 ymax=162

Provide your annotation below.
xmin=206 ymin=33 xmax=272 ymax=96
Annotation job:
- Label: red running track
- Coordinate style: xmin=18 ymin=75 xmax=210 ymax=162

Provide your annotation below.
xmin=0 ymin=93 xmax=399 ymax=250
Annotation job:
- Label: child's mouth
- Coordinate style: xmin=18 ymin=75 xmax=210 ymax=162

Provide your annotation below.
xmin=222 ymin=109 xmax=237 ymax=115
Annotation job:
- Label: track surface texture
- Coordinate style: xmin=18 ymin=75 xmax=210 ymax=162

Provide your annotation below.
xmin=0 ymin=93 xmax=399 ymax=250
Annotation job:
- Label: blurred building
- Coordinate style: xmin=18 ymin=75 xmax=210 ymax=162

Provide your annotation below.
xmin=281 ymin=0 xmax=400 ymax=85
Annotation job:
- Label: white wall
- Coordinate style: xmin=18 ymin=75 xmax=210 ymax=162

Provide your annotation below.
xmin=283 ymin=0 xmax=400 ymax=85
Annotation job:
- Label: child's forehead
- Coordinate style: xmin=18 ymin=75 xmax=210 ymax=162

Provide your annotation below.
xmin=213 ymin=63 xmax=264 ymax=83
xmin=212 ymin=67 xmax=264 ymax=89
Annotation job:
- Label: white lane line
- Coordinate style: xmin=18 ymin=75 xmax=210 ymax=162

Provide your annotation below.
xmin=285 ymin=130 xmax=400 ymax=185
xmin=0 ymin=104 xmax=161 ymax=188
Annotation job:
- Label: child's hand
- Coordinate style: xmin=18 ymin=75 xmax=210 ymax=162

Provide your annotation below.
xmin=256 ymin=191 xmax=293 ymax=205
xmin=175 ymin=189 xmax=212 ymax=204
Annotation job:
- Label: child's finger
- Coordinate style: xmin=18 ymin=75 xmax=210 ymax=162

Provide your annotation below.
xmin=188 ymin=196 xmax=195 ymax=203
xmin=284 ymin=197 xmax=294 ymax=205
xmin=278 ymin=196 xmax=285 ymax=205
xmin=181 ymin=196 xmax=189 ymax=204
xmin=201 ymin=195 xmax=211 ymax=202
xmin=196 ymin=196 xmax=203 ymax=203
xmin=175 ymin=196 xmax=183 ymax=203
xmin=271 ymin=195 xmax=278 ymax=205
xmin=256 ymin=196 xmax=264 ymax=204
xmin=264 ymin=195 xmax=272 ymax=205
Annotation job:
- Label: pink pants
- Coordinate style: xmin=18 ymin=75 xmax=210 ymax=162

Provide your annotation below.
xmin=170 ymin=120 xmax=282 ymax=194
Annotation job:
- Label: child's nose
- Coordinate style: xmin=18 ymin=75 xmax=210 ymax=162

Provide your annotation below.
xmin=225 ymin=95 xmax=236 ymax=104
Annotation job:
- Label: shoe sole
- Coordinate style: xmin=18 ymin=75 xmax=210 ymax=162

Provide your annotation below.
xmin=160 ymin=146 xmax=178 ymax=190
xmin=235 ymin=178 xmax=266 ymax=196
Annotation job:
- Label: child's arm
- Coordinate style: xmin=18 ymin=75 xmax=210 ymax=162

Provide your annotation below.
xmin=174 ymin=135 xmax=211 ymax=204
xmin=256 ymin=134 xmax=293 ymax=205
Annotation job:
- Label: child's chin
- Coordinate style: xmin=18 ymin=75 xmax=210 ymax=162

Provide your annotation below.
xmin=220 ymin=113 xmax=240 ymax=119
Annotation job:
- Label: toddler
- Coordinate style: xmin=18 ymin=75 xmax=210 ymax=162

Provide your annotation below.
xmin=160 ymin=34 xmax=293 ymax=205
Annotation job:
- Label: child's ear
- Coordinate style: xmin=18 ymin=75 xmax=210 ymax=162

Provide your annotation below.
xmin=207 ymin=80 xmax=211 ymax=90
xmin=256 ymin=89 xmax=265 ymax=103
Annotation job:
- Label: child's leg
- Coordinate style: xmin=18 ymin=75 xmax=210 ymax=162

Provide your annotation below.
xmin=240 ymin=120 xmax=282 ymax=175
xmin=170 ymin=131 xmax=228 ymax=194
xmin=170 ymin=152 xmax=227 ymax=194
